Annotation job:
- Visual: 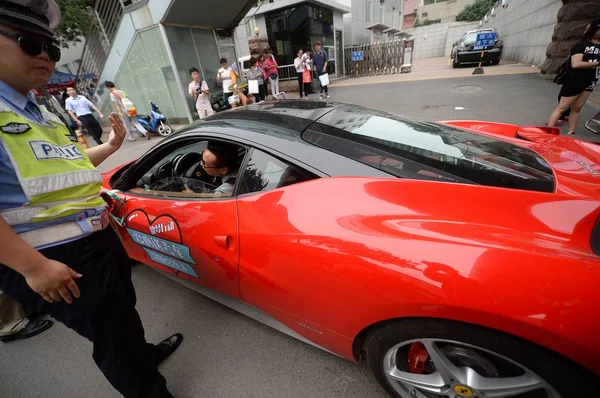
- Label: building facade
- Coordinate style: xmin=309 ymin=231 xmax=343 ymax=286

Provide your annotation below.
xmin=234 ymin=0 xmax=350 ymax=78
xmin=344 ymin=0 xmax=405 ymax=45
xmin=77 ymin=0 xmax=257 ymax=124
xmin=55 ymin=39 xmax=86 ymax=76
xmin=403 ymin=0 xmax=418 ymax=29
xmin=416 ymin=0 xmax=478 ymax=25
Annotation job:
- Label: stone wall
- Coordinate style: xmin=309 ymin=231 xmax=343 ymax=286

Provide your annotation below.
xmin=404 ymin=21 xmax=479 ymax=59
xmin=483 ymin=0 xmax=562 ymax=68
xmin=542 ymin=0 xmax=600 ymax=73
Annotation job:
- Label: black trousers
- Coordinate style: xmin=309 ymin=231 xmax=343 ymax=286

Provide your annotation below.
xmin=80 ymin=114 xmax=103 ymax=145
xmin=254 ymin=82 xmax=266 ymax=102
xmin=297 ymin=73 xmax=311 ymax=98
xmin=0 ymin=228 xmax=172 ymax=398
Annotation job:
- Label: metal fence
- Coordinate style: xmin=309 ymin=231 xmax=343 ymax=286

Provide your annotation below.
xmin=344 ymin=39 xmax=409 ymax=78
xmin=277 ymin=64 xmax=297 ymax=81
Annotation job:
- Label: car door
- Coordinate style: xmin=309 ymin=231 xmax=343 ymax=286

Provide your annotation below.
xmin=108 ymin=138 xmax=244 ymax=299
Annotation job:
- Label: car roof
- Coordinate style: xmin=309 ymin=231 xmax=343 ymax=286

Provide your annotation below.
xmin=212 ymin=100 xmax=339 ymax=126
xmin=180 ymin=100 xmax=342 ymax=138
xmin=466 ymin=28 xmax=496 ymax=34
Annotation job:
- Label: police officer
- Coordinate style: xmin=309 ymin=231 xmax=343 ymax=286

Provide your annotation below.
xmin=0 ymin=1 xmax=182 ymax=397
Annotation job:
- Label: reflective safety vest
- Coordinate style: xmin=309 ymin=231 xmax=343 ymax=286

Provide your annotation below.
xmin=0 ymin=98 xmax=109 ymax=248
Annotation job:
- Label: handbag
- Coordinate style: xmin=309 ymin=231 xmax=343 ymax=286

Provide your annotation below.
xmin=302 ymin=69 xmax=312 ymax=83
xmin=554 ymin=56 xmax=571 ymax=85
xmin=269 ymin=72 xmax=278 ymax=80
xmin=318 ymin=73 xmax=330 ymax=87
xmin=248 ymin=79 xmax=260 ymax=94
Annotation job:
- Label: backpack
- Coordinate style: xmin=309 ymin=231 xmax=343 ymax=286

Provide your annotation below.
xmin=112 ymin=90 xmax=137 ymax=116
xmin=553 ymin=56 xmax=571 ymax=85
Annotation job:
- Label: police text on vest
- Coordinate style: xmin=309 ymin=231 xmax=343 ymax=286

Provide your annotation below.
xmin=29 ymin=140 xmax=84 ymax=160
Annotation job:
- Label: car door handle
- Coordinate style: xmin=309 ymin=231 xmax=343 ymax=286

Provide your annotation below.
xmin=214 ymin=235 xmax=230 ymax=248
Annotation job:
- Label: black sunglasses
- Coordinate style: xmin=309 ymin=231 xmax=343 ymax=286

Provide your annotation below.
xmin=0 ymin=29 xmax=61 ymax=62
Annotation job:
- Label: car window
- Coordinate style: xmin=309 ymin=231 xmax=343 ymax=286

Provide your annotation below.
xmin=307 ymin=106 xmax=555 ymax=193
xmin=464 ymin=33 xmax=479 ymax=44
xmin=130 ymin=140 xmax=246 ymax=200
xmin=239 ymin=149 xmax=317 ymax=195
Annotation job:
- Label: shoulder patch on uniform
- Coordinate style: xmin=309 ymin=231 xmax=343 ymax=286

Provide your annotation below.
xmin=0 ymin=122 xmax=31 ymax=134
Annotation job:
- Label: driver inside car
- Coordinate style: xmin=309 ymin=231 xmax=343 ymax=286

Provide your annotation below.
xmin=183 ymin=141 xmax=239 ymax=196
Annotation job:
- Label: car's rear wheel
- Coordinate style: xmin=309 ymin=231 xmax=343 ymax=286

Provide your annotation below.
xmin=365 ymin=319 xmax=597 ymax=398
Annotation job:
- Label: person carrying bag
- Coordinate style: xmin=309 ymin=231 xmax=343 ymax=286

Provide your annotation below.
xmin=302 ymin=69 xmax=312 ymax=84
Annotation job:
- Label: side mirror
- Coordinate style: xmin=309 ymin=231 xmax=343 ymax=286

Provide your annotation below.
xmin=452 ymin=42 xmax=457 ymax=46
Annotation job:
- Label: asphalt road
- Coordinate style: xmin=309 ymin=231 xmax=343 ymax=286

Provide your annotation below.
xmin=329 ymin=72 xmax=599 ymax=142
xmin=1 ymin=73 xmax=598 ymax=398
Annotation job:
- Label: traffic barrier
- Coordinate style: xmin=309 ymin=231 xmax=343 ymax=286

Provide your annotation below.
xmin=75 ymin=129 xmax=89 ymax=149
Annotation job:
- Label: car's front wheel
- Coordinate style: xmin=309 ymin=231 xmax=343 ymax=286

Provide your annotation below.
xmin=157 ymin=122 xmax=172 ymax=136
xmin=365 ymin=319 xmax=597 ymax=398
xmin=452 ymin=55 xmax=460 ymax=69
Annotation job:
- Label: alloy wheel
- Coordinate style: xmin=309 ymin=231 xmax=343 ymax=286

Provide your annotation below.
xmin=382 ymin=338 xmax=561 ymax=398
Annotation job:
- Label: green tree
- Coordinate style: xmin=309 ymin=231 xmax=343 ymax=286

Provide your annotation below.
xmin=456 ymin=0 xmax=494 ymax=22
xmin=55 ymin=0 xmax=95 ymax=48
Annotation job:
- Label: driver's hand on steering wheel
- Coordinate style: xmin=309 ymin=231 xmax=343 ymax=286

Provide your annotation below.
xmin=182 ymin=183 xmax=195 ymax=194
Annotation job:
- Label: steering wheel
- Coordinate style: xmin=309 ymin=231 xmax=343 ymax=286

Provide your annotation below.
xmin=155 ymin=153 xmax=184 ymax=181
xmin=173 ymin=152 xmax=203 ymax=178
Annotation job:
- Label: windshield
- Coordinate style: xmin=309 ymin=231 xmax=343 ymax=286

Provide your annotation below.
xmin=464 ymin=33 xmax=479 ymax=44
xmin=308 ymin=106 xmax=555 ymax=193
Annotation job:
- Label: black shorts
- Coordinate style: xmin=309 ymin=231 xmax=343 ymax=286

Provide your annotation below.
xmin=559 ymin=80 xmax=595 ymax=97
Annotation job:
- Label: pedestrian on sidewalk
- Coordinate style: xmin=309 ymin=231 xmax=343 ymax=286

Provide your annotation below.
xmin=257 ymin=54 xmax=268 ymax=100
xmin=304 ymin=49 xmax=316 ymax=95
xmin=65 ymin=86 xmax=104 ymax=145
xmin=217 ymin=58 xmax=237 ymax=109
xmin=188 ymin=67 xmax=214 ymax=119
xmin=0 ymin=1 xmax=182 ymax=396
xmin=313 ymin=42 xmax=330 ymax=99
xmin=294 ymin=49 xmax=310 ymax=99
xmin=555 ymin=20 xmax=599 ymax=125
xmin=264 ymin=50 xmax=280 ymax=96
xmin=105 ymin=81 xmax=150 ymax=141
xmin=248 ymin=57 xmax=266 ymax=103
xmin=548 ymin=20 xmax=600 ymax=135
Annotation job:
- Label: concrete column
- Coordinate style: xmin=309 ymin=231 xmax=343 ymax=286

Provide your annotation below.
xmin=159 ymin=23 xmax=194 ymax=124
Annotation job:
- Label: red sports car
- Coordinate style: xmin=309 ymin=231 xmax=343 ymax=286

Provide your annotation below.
xmin=102 ymin=101 xmax=600 ymax=398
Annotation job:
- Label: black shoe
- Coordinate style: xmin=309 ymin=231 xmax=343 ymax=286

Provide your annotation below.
xmin=154 ymin=333 xmax=183 ymax=366
xmin=0 ymin=319 xmax=53 ymax=343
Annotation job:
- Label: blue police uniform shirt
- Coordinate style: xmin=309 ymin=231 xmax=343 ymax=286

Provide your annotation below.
xmin=0 ymin=80 xmax=45 ymax=211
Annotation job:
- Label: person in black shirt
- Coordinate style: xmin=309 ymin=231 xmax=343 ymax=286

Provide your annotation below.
xmin=557 ymin=19 xmax=600 ymax=124
xmin=548 ymin=20 xmax=600 ymax=135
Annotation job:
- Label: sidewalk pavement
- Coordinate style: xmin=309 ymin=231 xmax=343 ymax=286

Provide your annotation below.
xmin=330 ymin=57 xmax=539 ymax=88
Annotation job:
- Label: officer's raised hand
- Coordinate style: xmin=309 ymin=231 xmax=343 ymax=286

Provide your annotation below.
xmin=85 ymin=112 xmax=128 ymax=167
xmin=107 ymin=112 xmax=126 ymax=150
xmin=23 ymin=259 xmax=82 ymax=304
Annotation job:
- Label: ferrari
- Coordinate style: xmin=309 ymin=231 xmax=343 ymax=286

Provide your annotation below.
xmin=102 ymin=100 xmax=600 ymax=398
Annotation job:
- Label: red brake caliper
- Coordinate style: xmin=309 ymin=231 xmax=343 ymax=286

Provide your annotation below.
xmin=408 ymin=342 xmax=430 ymax=374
